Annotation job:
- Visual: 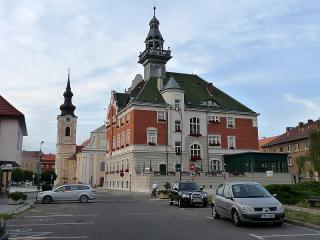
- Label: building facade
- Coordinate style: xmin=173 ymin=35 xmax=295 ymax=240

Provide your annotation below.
xmin=41 ymin=154 xmax=56 ymax=172
xmin=104 ymin=10 xmax=264 ymax=192
xmin=55 ymin=73 xmax=78 ymax=185
xmin=262 ymin=119 xmax=319 ymax=182
xmin=21 ymin=151 xmax=39 ymax=173
xmin=0 ymin=95 xmax=28 ymax=192
xmin=76 ymin=125 xmax=106 ymax=187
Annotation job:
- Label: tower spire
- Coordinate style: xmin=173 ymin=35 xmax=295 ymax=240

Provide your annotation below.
xmin=60 ymin=69 xmax=76 ymax=116
xmin=153 ymin=5 xmax=156 ymax=17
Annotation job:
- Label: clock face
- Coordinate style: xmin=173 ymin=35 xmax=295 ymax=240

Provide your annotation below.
xmin=65 ymin=115 xmax=72 ymax=123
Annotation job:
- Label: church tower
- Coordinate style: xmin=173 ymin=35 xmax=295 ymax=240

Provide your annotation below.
xmin=138 ymin=7 xmax=172 ymax=81
xmin=55 ymin=71 xmax=77 ymax=184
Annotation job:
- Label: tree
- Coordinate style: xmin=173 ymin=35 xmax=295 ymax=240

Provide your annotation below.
xmin=41 ymin=171 xmax=57 ymax=184
xmin=296 ymin=155 xmax=307 ymax=183
xmin=309 ymin=123 xmax=320 ymax=180
xmin=11 ymin=168 xmax=25 ymax=183
xmin=23 ymin=170 xmax=33 ymax=182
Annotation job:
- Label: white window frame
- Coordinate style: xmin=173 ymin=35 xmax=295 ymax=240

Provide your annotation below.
xmin=208 ymin=115 xmax=220 ymax=123
xmin=126 ymin=113 xmax=130 ymax=123
xmin=208 ymin=135 xmax=221 ymax=147
xmin=227 ymin=136 xmax=236 ymax=149
xmin=147 ymin=129 xmax=157 ymax=145
xmin=305 ymin=141 xmax=309 ymax=149
xmin=112 ymin=138 xmax=116 ymax=150
xmin=174 ymin=99 xmax=181 ymax=110
xmin=121 ymin=132 xmax=125 ymax=147
xmin=209 ymin=159 xmax=222 ymax=172
xmin=227 ymin=116 xmax=235 ymax=128
xmin=175 ymin=141 xmax=181 ymax=155
xmin=175 ymin=120 xmax=181 ymax=132
xmin=117 ymin=134 xmax=120 ymax=148
xmin=190 ymin=144 xmax=201 ymax=158
xmin=157 ymin=111 xmax=166 ymax=122
xmin=190 ymin=117 xmax=200 ymax=135
xmin=126 ymin=131 xmax=130 ymax=145
xmin=287 ymin=145 xmax=291 ymax=152
xmin=296 ymin=143 xmax=300 ymax=152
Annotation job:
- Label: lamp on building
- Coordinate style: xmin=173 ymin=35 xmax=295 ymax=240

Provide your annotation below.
xmin=174 ymin=107 xmax=183 ymax=182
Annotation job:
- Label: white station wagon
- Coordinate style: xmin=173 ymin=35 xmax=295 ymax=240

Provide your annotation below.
xmin=37 ymin=184 xmax=96 ymax=204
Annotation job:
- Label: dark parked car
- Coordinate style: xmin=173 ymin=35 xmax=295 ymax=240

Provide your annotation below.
xmin=211 ymin=182 xmax=285 ymax=226
xmin=0 ymin=219 xmax=9 ymax=240
xmin=169 ymin=182 xmax=208 ymax=207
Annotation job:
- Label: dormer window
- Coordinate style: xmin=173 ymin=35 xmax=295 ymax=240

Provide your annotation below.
xmin=200 ymin=100 xmax=219 ymax=107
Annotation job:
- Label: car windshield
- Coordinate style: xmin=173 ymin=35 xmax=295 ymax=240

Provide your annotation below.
xmin=232 ymin=184 xmax=271 ymax=198
xmin=179 ymin=183 xmax=200 ymax=191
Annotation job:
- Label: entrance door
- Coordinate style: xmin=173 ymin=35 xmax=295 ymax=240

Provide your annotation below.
xmin=99 ymin=177 xmax=104 ymax=187
xmin=159 ymin=164 xmax=166 ymax=175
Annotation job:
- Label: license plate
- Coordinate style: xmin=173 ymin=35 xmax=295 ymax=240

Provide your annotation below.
xmin=261 ymin=214 xmax=275 ymax=219
xmin=192 ymin=197 xmax=202 ymax=202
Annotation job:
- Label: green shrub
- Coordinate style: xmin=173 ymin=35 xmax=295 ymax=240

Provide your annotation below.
xmin=266 ymin=181 xmax=320 ymax=205
xmin=8 ymin=192 xmax=27 ymax=201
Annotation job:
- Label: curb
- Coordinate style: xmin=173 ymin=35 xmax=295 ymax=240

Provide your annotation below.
xmin=6 ymin=201 xmax=35 ymax=216
xmin=285 ymin=218 xmax=320 ymax=231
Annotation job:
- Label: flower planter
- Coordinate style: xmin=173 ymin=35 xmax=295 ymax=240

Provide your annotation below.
xmin=159 ymin=192 xmax=169 ymax=199
xmin=8 ymin=198 xmax=24 ymax=205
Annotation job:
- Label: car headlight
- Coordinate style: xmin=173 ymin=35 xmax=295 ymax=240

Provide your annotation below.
xmin=182 ymin=193 xmax=190 ymax=198
xmin=239 ymin=203 xmax=254 ymax=213
xmin=277 ymin=203 xmax=284 ymax=211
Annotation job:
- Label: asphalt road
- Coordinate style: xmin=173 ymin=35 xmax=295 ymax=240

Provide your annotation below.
xmin=6 ymin=191 xmax=320 ymax=240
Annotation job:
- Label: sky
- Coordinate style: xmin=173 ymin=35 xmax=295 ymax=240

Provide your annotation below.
xmin=1 ymin=0 xmax=320 ymax=153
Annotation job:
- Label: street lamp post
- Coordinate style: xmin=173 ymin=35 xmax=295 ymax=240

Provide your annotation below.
xmin=175 ymin=108 xmax=183 ymax=183
xmin=36 ymin=141 xmax=44 ymax=201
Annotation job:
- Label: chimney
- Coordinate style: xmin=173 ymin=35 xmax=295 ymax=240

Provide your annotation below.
xmin=157 ymin=77 xmax=163 ymax=91
xmin=308 ymin=119 xmax=313 ymax=124
xmin=298 ymin=122 xmax=304 ymax=129
xmin=286 ymin=127 xmax=293 ymax=132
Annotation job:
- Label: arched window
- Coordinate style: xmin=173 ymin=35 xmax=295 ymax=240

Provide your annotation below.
xmin=190 ymin=118 xmax=200 ymax=135
xmin=209 ymin=159 xmax=221 ymax=172
xmin=65 ymin=127 xmax=70 ymax=136
xmin=190 ymin=144 xmax=201 ymax=160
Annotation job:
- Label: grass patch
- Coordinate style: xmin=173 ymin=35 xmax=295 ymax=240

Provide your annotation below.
xmin=285 ymin=209 xmax=320 ymax=226
xmin=266 ymin=181 xmax=320 ymax=205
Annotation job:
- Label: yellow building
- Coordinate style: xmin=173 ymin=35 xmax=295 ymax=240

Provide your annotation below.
xmin=262 ymin=119 xmax=318 ymax=182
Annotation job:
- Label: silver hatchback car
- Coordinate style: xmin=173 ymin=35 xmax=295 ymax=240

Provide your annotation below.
xmin=37 ymin=184 xmax=96 ymax=204
xmin=211 ymin=182 xmax=285 ymax=226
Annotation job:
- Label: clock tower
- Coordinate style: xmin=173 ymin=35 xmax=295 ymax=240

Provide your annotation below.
xmin=55 ymin=72 xmax=77 ymax=184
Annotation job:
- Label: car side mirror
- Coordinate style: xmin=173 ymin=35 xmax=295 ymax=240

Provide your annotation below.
xmin=200 ymin=187 xmax=203 ymax=190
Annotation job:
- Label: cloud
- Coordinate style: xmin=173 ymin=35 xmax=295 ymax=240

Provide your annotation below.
xmin=284 ymin=94 xmax=320 ymax=113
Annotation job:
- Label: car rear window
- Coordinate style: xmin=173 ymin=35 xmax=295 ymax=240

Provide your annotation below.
xmin=79 ymin=185 xmax=90 ymax=190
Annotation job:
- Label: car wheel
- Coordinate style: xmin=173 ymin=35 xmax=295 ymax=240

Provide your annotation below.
xmin=211 ymin=204 xmax=220 ymax=219
xmin=43 ymin=196 xmax=52 ymax=204
xmin=169 ymin=198 xmax=173 ymax=205
xmin=232 ymin=210 xmax=242 ymax=226
xmin=178 ymin=198 xmax=184 ymax=208
xmin=80 ymin=195 xmax=89 ymax=203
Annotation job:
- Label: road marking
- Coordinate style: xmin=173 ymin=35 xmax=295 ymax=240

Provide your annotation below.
xmin=10 ymin=236 xmax=88 ymax=240
xmin=7 ymin=222 xmax=94 ymax=227
xmin=206 ymin=216 xmax=214 ymax=220
xmin=249 ymin=233 xmax=320 ymax=239
xmin=24 ymin=214 xmax=99 ymax=218
xmin=249 ymin=234 xmax=265 ymax=240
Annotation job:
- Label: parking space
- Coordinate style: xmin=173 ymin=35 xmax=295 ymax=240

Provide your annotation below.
xmin=6 ymin=192 xmax=320 ymax=240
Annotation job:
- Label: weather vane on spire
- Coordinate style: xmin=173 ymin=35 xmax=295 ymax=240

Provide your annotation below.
xmin=67 ymin=67 xmax=71 ymax=79
xmin=153 ymin=0 xmax=156 ymax=16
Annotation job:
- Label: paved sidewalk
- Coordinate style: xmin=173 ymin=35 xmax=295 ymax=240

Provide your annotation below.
xmin=0 ymin=192 xmax=36 ymax=214
xmin=285 ymin=205 xmax=320 ymax=214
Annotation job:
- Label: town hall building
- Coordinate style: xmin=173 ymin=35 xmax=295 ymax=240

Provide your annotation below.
xmin=104 ymin=9 xmax=289 ymax=192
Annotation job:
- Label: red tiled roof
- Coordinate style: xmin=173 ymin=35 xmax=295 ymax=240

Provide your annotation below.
xmin=22 ymin=150 xmax=40 ymax=159
xmin=0 ymin=95 xmax=27 ymax=135
xmin=259 ymin=136 xmax=278 ymax=151
xmin=81 ymin=139 xmax=90 ymax=147
xmin=262 ymin=120 xmax=320 ymax=147
xmin=41 ymin=154 xmax=55 ymax=162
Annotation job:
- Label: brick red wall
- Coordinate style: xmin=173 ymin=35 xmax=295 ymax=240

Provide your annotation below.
xmin=133 ymin=110 xmax=167 ymax=145
xmin=208 ymin=117 xmax=258 ymax=150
